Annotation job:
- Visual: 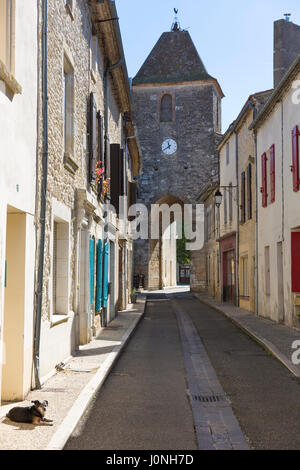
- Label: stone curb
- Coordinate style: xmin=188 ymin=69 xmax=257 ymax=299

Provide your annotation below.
xmin=194 ymin=294 xmax=300 ymax=379
xmin=45 ymin=295 xmax=147 ymax=451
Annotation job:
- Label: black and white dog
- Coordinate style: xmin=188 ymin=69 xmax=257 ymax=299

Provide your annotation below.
xmin=6 ymin=400 xmax=53 ymax=425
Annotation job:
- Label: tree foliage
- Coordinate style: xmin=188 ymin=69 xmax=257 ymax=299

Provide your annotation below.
xmin=177 ymin=235 xmax=190 ymax=266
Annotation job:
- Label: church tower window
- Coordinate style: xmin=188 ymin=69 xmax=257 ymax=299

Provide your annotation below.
xmin=160 ymin=94 xmax=173 ymax=122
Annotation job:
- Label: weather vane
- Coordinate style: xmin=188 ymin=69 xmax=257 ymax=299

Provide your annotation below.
xmin=172 ymin=8 xmax=181 ymax=32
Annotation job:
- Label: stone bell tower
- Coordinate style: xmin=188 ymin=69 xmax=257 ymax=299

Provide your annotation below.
xmin=132 ymin=13 xmax=224 ymax=291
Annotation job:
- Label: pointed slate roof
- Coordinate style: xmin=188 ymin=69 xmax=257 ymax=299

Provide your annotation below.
xmin=132 ymin=30 xmax=214 ymax=86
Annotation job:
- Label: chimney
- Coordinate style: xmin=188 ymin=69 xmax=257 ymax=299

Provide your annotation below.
xmin=274 ymin=17 xmax=300 ymax=88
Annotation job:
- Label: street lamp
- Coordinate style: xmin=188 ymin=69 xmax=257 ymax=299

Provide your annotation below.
xmin=214 ymin=190 xmax=223 ymax=208
xmin=214 ymin=189 xmax=222 ymax=290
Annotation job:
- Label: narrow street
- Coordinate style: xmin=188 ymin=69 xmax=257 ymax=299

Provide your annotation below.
xmin=65 ymin=290 xmax=300 ymax=451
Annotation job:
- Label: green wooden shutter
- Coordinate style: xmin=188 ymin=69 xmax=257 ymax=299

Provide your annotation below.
xmin=103 ymin=242 xmax=109 ymax=309
xmin=96 ymin=240 xmax=103 ymax=311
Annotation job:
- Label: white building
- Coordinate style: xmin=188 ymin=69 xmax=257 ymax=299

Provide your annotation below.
xmin=251 ymin=53 xmax=300 ymax=327
xmin=0 ymin=0 xmax=38 ymax=402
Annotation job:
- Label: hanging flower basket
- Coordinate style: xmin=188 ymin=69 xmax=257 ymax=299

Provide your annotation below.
xmin=94 ymin=161 xmax=110 ymax=196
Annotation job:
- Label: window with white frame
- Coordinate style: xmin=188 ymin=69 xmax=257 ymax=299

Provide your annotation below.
xmin=90 ymin=35 xmax=98 ymax=79
xmin=63 ymin=54 xmax=74 ymax=157
xmin=52 ymin=218 xmax=70 ymax=316
xmin=0 ymin=0 xmax=14 ymax=72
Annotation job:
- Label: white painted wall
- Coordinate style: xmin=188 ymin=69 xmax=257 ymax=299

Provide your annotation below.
xmin=256 ymin=70 xmax=300 ymax=326
xmin=0 ymin=1 xmax=37 ymax=401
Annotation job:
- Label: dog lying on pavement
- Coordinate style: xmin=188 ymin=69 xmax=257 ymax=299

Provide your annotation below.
xmin=6 ymin=400 xmax=53 ymax=425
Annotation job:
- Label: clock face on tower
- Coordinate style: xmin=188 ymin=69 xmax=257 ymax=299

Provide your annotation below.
xmin=162 ymin=138 xmax=177 ymax=155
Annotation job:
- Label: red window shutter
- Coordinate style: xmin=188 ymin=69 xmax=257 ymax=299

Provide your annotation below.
xmin=247 ymin=163 xmax=252 ymax=219
xmin=291 ymin=126 xmax=300 ymax=192
xmin=270 ymin=144 xmax=275 ymax=203
xmin=241 ymin=172 xmax=246 ymax=223
xmin=260 ymin=153 xmax=268 ymax=207
xmin=291 ymin=232 xmax=300 ymax=292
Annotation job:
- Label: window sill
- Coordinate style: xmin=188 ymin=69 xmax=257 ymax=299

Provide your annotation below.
xmin=50 ymin=314 xmax=71 ymax=327
xmin=64 ymin=152 xmax=79 ymax=175
xmin=0 ymin=59 xmax=22 ymax=96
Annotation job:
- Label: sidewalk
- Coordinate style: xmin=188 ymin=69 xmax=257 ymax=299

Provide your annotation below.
xmin=194 ymin=293 xmax=300 ymax=378
xmin=0 ymin=295 xmax=146 ymax=450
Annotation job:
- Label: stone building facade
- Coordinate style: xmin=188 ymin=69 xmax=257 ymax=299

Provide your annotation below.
xmin=132 ymin=24 xmax=223 ymax=291
xmin=34 ymin=0 xmax=140 ymax=385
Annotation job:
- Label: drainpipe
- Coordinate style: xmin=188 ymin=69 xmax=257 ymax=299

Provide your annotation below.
xmin=254 ymin=130 xmax=259 ymax=316
xmin=33 ymin=0 xmax=48 ymax=389
xmin=234 ymin=131 xmax=240 ymax=307
xmin=281 ymin=101 xmax=284 ymax=244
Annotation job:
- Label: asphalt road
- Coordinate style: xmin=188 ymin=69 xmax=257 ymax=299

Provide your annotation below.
xmin=65 ymin=293 xmax=300 ymax=450
xmin=65 ymin=293 xmax=198 ymax=450
xmin=187 ymin=297 xmax=300 ymax=450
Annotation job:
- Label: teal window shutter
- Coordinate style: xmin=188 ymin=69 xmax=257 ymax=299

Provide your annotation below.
xmin=96 ymin=240 xmax=103 ymax=311
xmin=89 ymin=238 xmax=95 ymax=306
xmin=103 ymin=242 xmax=109 ymax=308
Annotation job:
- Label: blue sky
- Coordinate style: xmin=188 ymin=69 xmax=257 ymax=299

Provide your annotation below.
xmin=116 ymin=0 xmax=300 ymax=132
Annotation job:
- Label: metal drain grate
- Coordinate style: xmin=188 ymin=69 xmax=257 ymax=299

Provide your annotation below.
xmin=40 ymin=388 xmax=66 ymax=393
xmin=193 ymin=395 xmax=226 ymax=403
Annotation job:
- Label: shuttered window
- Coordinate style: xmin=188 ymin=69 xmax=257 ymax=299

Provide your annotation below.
xmin=110 ymin=144 xmax=125 ymax=215
xmin=52 ymin=220 xmax=69 ymax=315
xmin=265 ymin=246 xmax=271 ymax=296
xmin=241 ymin=172 xmax=246 ymax=224
xmin=105 ymin=135 xmax=110 ymax=188
xmin=270 ymin=144 xmax=275 ymax=203
xmin=247 ymin=163 xmax=252 ymax=219
xmin=0 ymin=0 xmax=14 ymax=72
xmin=97 ymin=112 xmax=104 ymax=195
xmin=89 ymin=238 xmax=95 ymax=306
xmin=292 ymin=125 xmax=300 ymax=192
xmin=64 ymin=55 xmax=74 ymax=157
xmin=224 ymin=189 xmax=227 ymax=225
xmin=228 ymin=183 xmax=233 ymax=223
xmin=291 ymin=232 xmax=300 ymax=292
xmin=89 ymin=92 xmax=97 ymax=183
xmin=261 ymin=153 xmax=268 ymax=208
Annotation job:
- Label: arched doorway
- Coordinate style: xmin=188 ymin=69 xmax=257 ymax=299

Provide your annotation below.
xmin=148 ymin=195 xmax=187 ymax=290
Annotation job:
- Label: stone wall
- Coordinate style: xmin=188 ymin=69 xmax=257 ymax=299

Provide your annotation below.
xmin=35 ymin=0 xmax=124 ymax=379
xmin=132 ymin=82 xmax=221 ymax=290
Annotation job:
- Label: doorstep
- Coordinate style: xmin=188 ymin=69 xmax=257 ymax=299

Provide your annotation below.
xmin=0 ymin=296 xmax=147 ymax=450
xmin=194 ymin=293 xmax=300 ymax=378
